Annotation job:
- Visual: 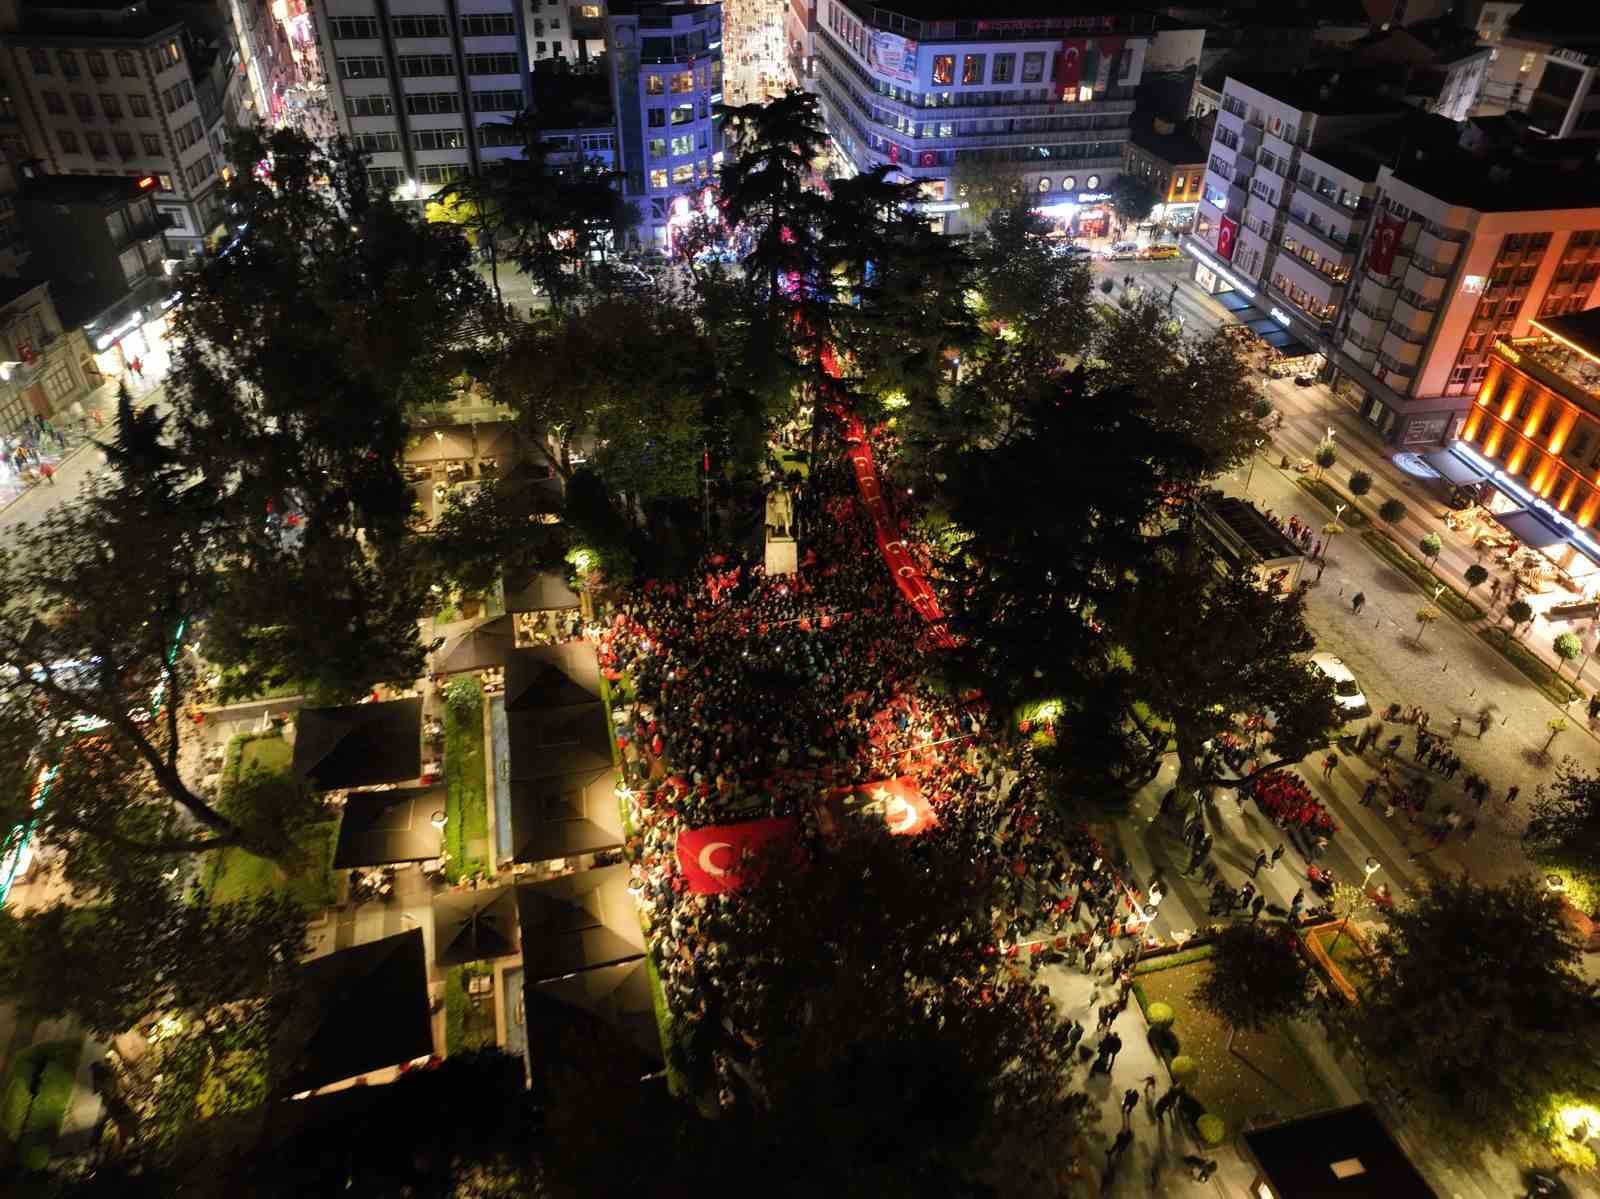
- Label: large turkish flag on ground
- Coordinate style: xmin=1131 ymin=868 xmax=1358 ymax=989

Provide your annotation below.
xmin=1369 ymin=211 xmax=1405 ymax=276
xmin=1216 ymin=215 xmax=1239 ymax=262
xmin=676 ymin=817 xmax=798 ymax=895
xmin=845 ymin=776 xmax=938 ymax=836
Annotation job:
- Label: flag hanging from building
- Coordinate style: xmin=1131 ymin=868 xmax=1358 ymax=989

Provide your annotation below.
xmin=1216 ymin=215 xmax=1239 ymax=261
xmin=1055 ymin=38 xmax=1086 ymax=98
xmin=1369 ymin=210 xmax=1406 ymax=276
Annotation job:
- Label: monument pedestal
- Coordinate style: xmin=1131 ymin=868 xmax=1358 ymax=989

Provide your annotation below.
xmin=765 ymin=533 xmax=798 ymax=575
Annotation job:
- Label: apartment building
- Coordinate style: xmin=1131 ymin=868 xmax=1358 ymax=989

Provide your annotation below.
xmin=1123 ymin=112 xmax=1205 ymax=233
xmin=0 ymin=1 xmax=243 ymax=253
xmin=803 ymin=2 xmax=1154 ymax=236
xmin=604 ymin=0 xmax=722 ymax=248
xmin=310 ymin=0 xmax=532 ymax=198
xmin=1185 ymin=72 xmax=1405 ymax=339
xmin=1334 ymin=154 xmax=1600 ymax=444
xmin=0 ymin=278 xmax=91 ymax=433
xmin=528 ymin=0 xmax=606 ymax=64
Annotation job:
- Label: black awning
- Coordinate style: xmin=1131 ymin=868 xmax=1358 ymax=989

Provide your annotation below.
xmin=1496 ymin=509 xmax=1568 ymax=549
xmin=1214 ymin=289 xmax=1255 ymax=312
xmin=1422 ymin=449 xmax=1487 ymax=487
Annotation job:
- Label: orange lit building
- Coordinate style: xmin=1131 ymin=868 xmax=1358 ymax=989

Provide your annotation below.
xmin=1452 ymin=306 xmax=1600 ymax=575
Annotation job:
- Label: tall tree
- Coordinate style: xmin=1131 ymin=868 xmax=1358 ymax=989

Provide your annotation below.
xmin=1114 ymin=554 xmax=1341 ymax=799
xmin=1191 ymin=923 xmax=1317 ymax=1051
xmin=1353 ymin=876 xmax=1600 ymax=1158
xmin=169 ymin=126 xmax=489 ymax=699
xmin=1522 ymin=759 xmax=1600 ymax=880
xmin=428 ymin=475 xmax=568 ymax=596
xmin=1109 ymin=173 xmax=1160 ymax=234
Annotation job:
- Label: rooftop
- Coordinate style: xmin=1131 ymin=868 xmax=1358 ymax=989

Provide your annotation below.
xmin=22 ymin=173 xmax=151 ymax=209
xmin=0 ymin=277 xmax=51 ymax=310
xmin=13 ymin=0 xmax=184 ymax=41
xmin=1385 ymin=152 xmax=1600 ymax=211
xmin=834 ymin=0 xmax=1153 ymax=35
xmin=1128 ymin=113 xmax=1206 ymax=167
xmin=1226 ymin=70 xmax=1409 ymax=118
xmin=1242 ymin=1105 xmax=1438 ymax=1199
xmin=1299 ymin=111 xmax=1461 ymax=182
xmin=1501 ymin=313 xmax=1600 ymax=410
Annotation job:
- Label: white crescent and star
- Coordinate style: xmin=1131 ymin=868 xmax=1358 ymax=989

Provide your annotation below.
xmin=697 ymin=841 xmax=734 ymax=876
xmin=885 ymin=796 xmax=920 ymax=833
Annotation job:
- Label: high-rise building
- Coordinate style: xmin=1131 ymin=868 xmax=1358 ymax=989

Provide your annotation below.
xmin=603 ymin=0 xmax=722 ymax=248
xmin=527 ymin=0 xmax=606 ymax=66
xmin=307 ymin=0 xmax=532 ymax=198
xmin=0 ymin=0 xmax=248 ymax=253
xmin=1184 ymin=70 xmax=1600 ymax=447
xmin=800 ymin=3 xmax=1154 ymax=236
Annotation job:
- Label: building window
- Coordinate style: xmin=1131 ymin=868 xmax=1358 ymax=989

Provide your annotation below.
xmin=478 ymin=124 xmax=520 ymax=146
xmin=670 ymin=71 xmax=694 ymax=93
xmin=992 ymin=53 xmax=1014 ymax=83
xmin=649 ymin=137 xmax=666 ymax=158
xmin=412 ymin=127 xmax=465 ymax=150
xmin=404 ymin=91 xmax=460 ymax=114
xmin=130 ymin=94 xmax=150 ymax=117
xmin=42 ymin=363 xmax=77 ymax=402
xmin=1037 ymin=177 xmax=1050 ymax=192
xmin=418 ymin=163 xmax=464 ymax=184
xmin=471 ymin=89 xmax=522 ymax=111
xmin=350 ymin=92 xmax=397 ymax=116
xmin=113 ymin=50 xmax=136 ymax=77
xmin=340 ymin=56 xmax=388 ymax=79
xmin=85 ymin=131 xmax=108 ymax=159
xmin=931 ymin=55 xmax=954 ymax=85
xmin=646 ymin=74 xmax=664 ymax=95
xmin=392 ymin=14 xmax=450 ymax=37
xmin=460 ymin=13 xmax=515 ymax=35
xmin=58 ymin=129 xmax=79 ymax=154
xmin=962 ymin=54 xmax=985 ymax=85
xmin=331 ymin=16 xmax=381 ymax=38
xmin=141 ymin=133 xmax=161 ymax=154
xmin=671 ymin=103 xmax=693 ymax=124
xmin=465 ymin=54 xmax=518 ymax=74
xmin=86 ymin=50 xmax=107 ymax=79
xmin=100 ymin=93 xmax=121 ymax=119
xmin=113 ymin=131 xmax=133 ymax=157
xmin=355 ymin=131 xmax=401 ymax=151
xmin=672 ymin=162 xmax=694 ymax=183
xmin=29 ymin=49 xmax=50 ymax=75
xmin=72 ymin=93 xmax=93 ymax=119
xmin=42 ymin=91 xmax=64 ymax=115
xmin=400 ymin=55 xmax=455 ymax=77
xmin=1022 ymin=52 xmax=1045 ymax=82
xmin=647 ymin=107 xmax=665 ymax=127
xmin=368 ymin=166 xmax=404 ymax=189
xmin=59 ymin=51 xmax=80 ymax=79
xmin=649 ymin=168 xmax=668 ymax=189
xmin=1062 ymin=175 xmax=1076 ymax=191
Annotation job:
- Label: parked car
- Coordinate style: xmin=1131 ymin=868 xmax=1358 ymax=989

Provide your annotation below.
xmin=1142 ymin=243 xmax=1180 ymax=260
xmin=1057 ymin=242 xmax=1095 ymax=257
xmin=1311 ymin=653 xmax=1371 ymax=719
xmin=1105 ymin=241 xmax=1142 ymax=260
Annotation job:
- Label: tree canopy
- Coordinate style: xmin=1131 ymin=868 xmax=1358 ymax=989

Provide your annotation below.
xmin=1191 ymin=923 xmax=1317 ymax=1042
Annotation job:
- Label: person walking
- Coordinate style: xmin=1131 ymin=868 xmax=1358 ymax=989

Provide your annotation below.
xmin=1360 ymin=778 xmax=1379 ymax=807
xmin=1352 ymin=591 xmax=1367 ymax=614
xmin=1289 ymin=888 xmax=1305 ymax=921
xmin=1250 ymin=893 xmax=1267 ymax=921
xmin=1478 ymin=711 xmax=1493 ymax=738
xmin=38 ymin=462 xmax=53 ymax=485
xmin=1505 ymin=784 xmax=1521 ymax=807
xmin=1237 ymin=880 xmax=1255 ymax=912
xmin=1121 ymin=1088 xmax=1139 ymax=1129
xmin=1316 ymin=558 xmax=1328 ymax=582
xmin=1321 ymin=752 xmax=1338 ymax=780
xmin=1250 ymin=848 xmax=1268 ymax=878
xmin=1451 ymin=714 xmax=1463 ymax=738
xmin=1269 ymin=843 xmax=1286 ymax=870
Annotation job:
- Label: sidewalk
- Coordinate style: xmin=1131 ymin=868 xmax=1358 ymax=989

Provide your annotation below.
xmin=1265 ymin=377 xmax=1600 ymax=714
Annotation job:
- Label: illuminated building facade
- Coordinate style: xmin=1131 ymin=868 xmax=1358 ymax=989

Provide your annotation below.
xmin=1458 ymin=311 xmax=1600 ymax=536
xmin=801 ymin=2 xmax=1153 ymax=236
xmin=604 ymin=0 xmax=722 ymax=248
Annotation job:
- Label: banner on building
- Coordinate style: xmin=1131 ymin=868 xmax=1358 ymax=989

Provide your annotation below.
xmin=1054 ymin=37 xmax=1086 ymax=98
xmin=1097 ymin=35 xmax=1126 ymax=86
xmin=867 ymin=31 xmax=918 ymax=84
xmin=1369 ymin=210 xmax=1406 ymax=276
xmin=1216 ymin=215 xmax=1239 ymax=262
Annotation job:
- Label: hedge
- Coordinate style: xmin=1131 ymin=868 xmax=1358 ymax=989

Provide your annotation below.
xmin=1146 ymin=1001 xmax=1175 ymax=1028
xmin=1196 ymin=1113 xmax=1227 ymax=1146
xmin=1170 ymin=1056 xmax=1199 ymax=1086
xmin=1295 ymin=477 xmax=1368 ymax=526
xmin=1133 ymin=944 xmax=1215 ymax=975
xmin=1359 ymin=530 xmax=1482 ymax=622
xmin=1479 ymin=625 xmax=1583 ymax=705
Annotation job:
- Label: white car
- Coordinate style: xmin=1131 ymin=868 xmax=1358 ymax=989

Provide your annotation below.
xmin=1311 ymin=653 xmax=1370 ymax=719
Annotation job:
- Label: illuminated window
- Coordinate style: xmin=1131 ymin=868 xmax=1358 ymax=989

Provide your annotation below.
xmin=649 ymin=138 xmax=666 ymax=157
xmin=649 ymin=168 xmax=668 ymax=189
xmin=1078 ymin=84 xmax=1094 ymax=102
xmin=671 ymin=103 xmax=693 ymax=124
xmin=646 ymin=74 xmax=664 ymax=95
xmin=1062 ymin=176 xmax=1075 ymax=191
xmin=1022 ymin=52 xmax=1044 ymax=82
xmin=962 ymin=54 xmax=984 ymax=85
xmin=932 ymin=55 xmax=954 ymax=85
xmin=1037 ymin=177 xmax=1051 ymax=193
xmin=670 ymin=71 xmax=694 ymax=93
xmin=672 ymin=162 xmax=694 ymax=183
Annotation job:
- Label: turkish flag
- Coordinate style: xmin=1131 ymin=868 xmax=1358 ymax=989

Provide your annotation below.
xmin=1216 ymin=215 xmax=1239 ymax=262
xmin=1369 ymin=211 xmax=1405 ymax=276
xmin=887 ymin=143 xmax=900 ymax=165
xmin=1055 ymin=38 xmax=1086 ymax=98
xmin=676 ymin=817 xmax=798 ymax=895
xmin=843 ymin=776 xmax=938 ymax=837
xmin=919 ymin=151 xmax=937 ymax=167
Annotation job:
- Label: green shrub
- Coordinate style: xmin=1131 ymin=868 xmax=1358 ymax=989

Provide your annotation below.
xmin=1348 ymin=470 xmax=1372 ymax=496
xmin=445 ymin=675 xmax=483 ymax=716
xmin=1099 ymin=276 xmax=1115 ymax=294
xmin=1359 ymin=531 xmax=1481 ymax=622
xmin=1420 ymin=532 xmax=1442 ymax=562
xmin=1146 ymin=1001 xmax=1175 ymax=1028
xmin=1148 ymin=1026 xmax=1180 ymax=1059
xmin=1251 ymin=397 xmax=1274 ymax=422
xmin=1378 ymin=498 xmax=1407 ymax=524
xmin=1196 ymin=1113 xmax=1227 ymax=1146
xmin=1464 ymin=563 xmax=1489 ymax=591
xmin=1294 ymin=477 xmax=1367 ymax=525
xmin=1134 ymin=944 xmax=1216 ymax=975
xmin=1170 ymin=1055 xmax=1199 ymax=1086
xmin=1314 ymin=442 xmax=1337 ymax=470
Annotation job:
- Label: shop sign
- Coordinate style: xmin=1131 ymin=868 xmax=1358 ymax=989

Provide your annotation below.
xmin=1076 ymin=191 xmax=1110 ymax=202
xmin=1182 ymin=238 xmax=1255 ymax=299
xmin=1269 ymin=307 xmax=1292 ymax=328
xmin=917 ymin=201 xmax=969 ymax=213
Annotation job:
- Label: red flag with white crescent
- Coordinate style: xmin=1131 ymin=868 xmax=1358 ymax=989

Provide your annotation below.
xmin=676 ymin=817 xmax=798 ymax=894
xmin=1055 ymin=38 xmax=1086 ymax=98
xmin=1369 ymin=210 xmax=1405 ymax=276
xmin=1216 ymin=215 xmax=1239 ymax=262
xmin=841 ymin=776 xmax=938 ymax=836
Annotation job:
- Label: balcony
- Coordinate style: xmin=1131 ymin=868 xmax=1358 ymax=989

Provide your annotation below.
xmin=1345 ymin=305 xmax=1385 ymax=346
xmin=1283 ymin=208 xmax=1358 ymax=257
xmin=1405 ymin=268 xmax=1447 ymax=304
xmin=1391 ymin=294 xmax=1435 ymax=338
xmin=1292 ymin=181 xmax=1371 ymax=221
xmin=1409 ymin=252 xmax=1453 ymax=279
xmin=1415 ymin=226 xmax=1461 ymax=267
xmin=1380 ymin=329 xmax=1422 ymax=366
